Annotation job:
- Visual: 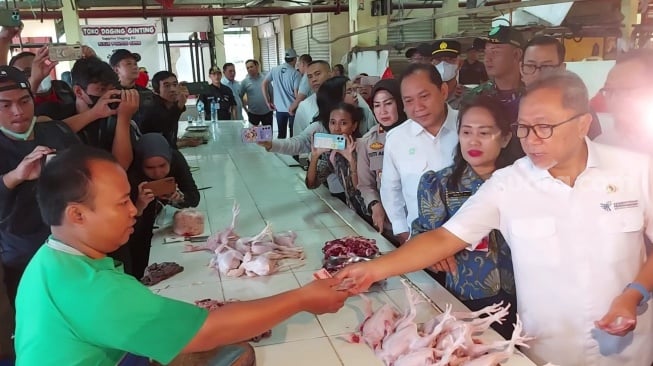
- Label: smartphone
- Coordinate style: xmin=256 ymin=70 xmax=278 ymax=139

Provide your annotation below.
xmin=313 ymin=133 xmax=346 ymax=150
xmin=0 ymin=9 xmax=21 ymax=28
xmin=48 ymin=44 xmax=83 ymax=62
xmin=241 ymin=125 xmax=273 ymax=143
xmin=41 ymin=153 xmax=56 ymax=167
xmin=143 ymin=177 xmax=176 ymax=197
xmin=182 ymin=82 xmax=210 ymax=96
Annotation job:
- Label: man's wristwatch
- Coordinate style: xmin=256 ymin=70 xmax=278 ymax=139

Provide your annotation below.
xmin=368 ymin=200 xmax=380 ymax=212
xmin=625 ymin=282 xmax=651 ymax=306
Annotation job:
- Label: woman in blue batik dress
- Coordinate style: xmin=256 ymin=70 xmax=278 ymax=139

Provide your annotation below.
xmin=411 ymin=95 xmax=517 ymax=339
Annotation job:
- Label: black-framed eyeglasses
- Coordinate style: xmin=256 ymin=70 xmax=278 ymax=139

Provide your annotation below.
xmin=520 ymin=63 xmax=561 ymax=75
xmin=511 ymin=113 xmax=584 ymax=139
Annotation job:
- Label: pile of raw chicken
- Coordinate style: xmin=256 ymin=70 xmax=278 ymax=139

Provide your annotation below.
xmin=346 ymin=280 xmax=533 ymax=366
xmin=184 ymin=203 xmax=305 ymax=277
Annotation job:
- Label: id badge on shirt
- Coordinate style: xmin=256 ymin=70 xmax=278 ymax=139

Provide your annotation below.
xmin=369 ymin=154 xmax=384 ymax=172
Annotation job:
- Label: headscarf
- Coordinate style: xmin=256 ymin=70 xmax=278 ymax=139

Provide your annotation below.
xmin=135 ymin=133 xmax=172 ymax=163
xmin=371 ymin=79 xmax=407 ymax=132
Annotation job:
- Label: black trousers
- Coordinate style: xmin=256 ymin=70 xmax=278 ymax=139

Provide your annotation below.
xmin=0 ymin=263 xmax=14 ymax=359
xmin=247 ymin=111 xmax=273 ymax=127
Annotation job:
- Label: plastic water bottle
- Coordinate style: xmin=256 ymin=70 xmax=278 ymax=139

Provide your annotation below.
xmin=197 ymin=100 xmax=205 ymax=121
xmin=211 ymin=100 xmax=218 ymax=122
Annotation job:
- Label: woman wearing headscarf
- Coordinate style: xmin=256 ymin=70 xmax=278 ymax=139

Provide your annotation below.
xmin=356 ymin=79 xmax=407 ymax=235
xmin=121 ymin=133 xmax=200 ymax=278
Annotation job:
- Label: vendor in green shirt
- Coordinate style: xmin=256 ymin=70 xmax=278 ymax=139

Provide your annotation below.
xmin=14 ymin=145 xmax=349 ymax=366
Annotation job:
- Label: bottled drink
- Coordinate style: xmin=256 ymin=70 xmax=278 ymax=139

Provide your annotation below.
xmin=196 ymin=100 xmax=205 ymax=121
xmin=211 ymin=100 xmax=218 ymax=122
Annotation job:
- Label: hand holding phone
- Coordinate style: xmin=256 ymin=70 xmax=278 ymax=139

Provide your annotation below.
xmin=142 ymin=177 xmax=176 ymax=197
xmin=241 ymin=125 xmax=273 ymax=143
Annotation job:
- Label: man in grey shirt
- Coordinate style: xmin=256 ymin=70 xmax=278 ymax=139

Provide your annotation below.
xmin=240 ymin=59 xmax=273 ymax=126
xmin=262 ymin=48 xmax=301 ymax=139
xmin=289 ymin=54 xmax=313 ymax=116
xmin=222 ymin=62 xmax=244 ymax=120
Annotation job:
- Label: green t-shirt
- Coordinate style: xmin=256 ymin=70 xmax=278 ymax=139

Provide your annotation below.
xmin=14 ymin=238 xmax=208 ymax=365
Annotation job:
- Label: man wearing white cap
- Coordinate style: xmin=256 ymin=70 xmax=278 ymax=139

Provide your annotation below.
xmin=261 ymin=49 xmax=301 ymax=139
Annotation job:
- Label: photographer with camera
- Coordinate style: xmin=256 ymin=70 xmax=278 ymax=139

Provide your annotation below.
xmin=139 ymin=71 xmax=201 ymax=149
xmin=35 ymin=57 xmax=138 ymax=170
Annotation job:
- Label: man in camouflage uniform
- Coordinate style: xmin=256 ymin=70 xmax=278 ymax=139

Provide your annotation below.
xmin=464 ymin=25 xmax=526 ymax=160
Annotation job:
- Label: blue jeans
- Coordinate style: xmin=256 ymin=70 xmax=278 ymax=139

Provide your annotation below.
xmin=275 ymin=112 xmax=294 ymax=139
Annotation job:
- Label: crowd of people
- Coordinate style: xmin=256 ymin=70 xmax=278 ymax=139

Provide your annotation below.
xmin=0 ymin=20 xmax=651 ymax=366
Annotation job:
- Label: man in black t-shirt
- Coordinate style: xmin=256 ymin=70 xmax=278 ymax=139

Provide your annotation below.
xmin=109 ymin=49 xmax=155 ymax=125
xmin=198 ymin=66 xmax=236 ymax=121
xmin=36 ymin=57 xmax=139 ymax=170
xmin=139 ymin=71 xmax=201 ymax=149
xmin=0 ymin=66 xmax=80 ymax=305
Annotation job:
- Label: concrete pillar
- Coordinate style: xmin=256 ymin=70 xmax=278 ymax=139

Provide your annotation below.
xmin=251 ymin=27 xmax=261 ymax=65
xmin=349 ymin=0 xmax=387 ymax=48
xmin=212 ymin=16 xmax=226 ymax=67
xmin=620 ymin=0 xmax=639 ymax=43
xmin=278 ymin=15 xmax=292 ymax=55
xmin=435 ymin=0 xmax=458 ymax=38
xmin=61 ymin=0 xmax=81 ymax=44
xmin=329 ymin=13 xmax=350 ymax=66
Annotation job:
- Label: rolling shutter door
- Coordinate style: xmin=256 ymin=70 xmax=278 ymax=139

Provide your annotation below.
xmin=292 ymin=22 xmax=330 ymax=63
xmin=387 ymin=21 xmax=435 ymax=63
xmin=260 ymin=35 xmax=278 ymax=72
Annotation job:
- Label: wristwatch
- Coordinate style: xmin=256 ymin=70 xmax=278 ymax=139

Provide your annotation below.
xmin=625 ymin=282 xmax=651 ymax=306
xmin=368 ymin=200 xmax=380 ymax=212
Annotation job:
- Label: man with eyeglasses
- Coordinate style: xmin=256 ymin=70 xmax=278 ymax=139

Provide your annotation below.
xmin=405 ymin=43 xmax=433 ymax=64
xmin=521 ymin=35 xmax=602 ymax=139
xmin=595 ymin=49 xmax=653 ymax=155
xmin=336 ymin=71 xmax=653 ymax=365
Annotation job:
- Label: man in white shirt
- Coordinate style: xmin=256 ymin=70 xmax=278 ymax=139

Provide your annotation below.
xmin=380 ymin=63 xmax=459 ymax=244
xmin=595 ymin=49 xmax=653 ymax=155
xmin=339 ymin=71 xmax=653 ymax=366
xmin=293 ymin=61 xmax=332 ymax=136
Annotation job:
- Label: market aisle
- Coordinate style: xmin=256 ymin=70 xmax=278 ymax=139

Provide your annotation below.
xmin=148 ymin=121 xmax=534 ymax=366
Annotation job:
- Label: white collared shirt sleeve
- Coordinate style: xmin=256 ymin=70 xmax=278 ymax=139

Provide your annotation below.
xmin=381 ymin=138 xmax=409 ymax=235
xmin=442 ymin=174 xmax=501 ymax=247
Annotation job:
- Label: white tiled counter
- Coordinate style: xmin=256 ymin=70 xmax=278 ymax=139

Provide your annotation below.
xmin=149 ymin=121 xmax=536 ymax=366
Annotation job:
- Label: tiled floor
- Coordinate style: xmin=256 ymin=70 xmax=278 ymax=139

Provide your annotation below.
xmin=149 ymin=121 xmax=534 ymax=366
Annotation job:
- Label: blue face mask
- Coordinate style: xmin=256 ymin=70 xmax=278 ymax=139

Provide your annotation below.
xmin=0 ymin=116 xmax=37 ymax=141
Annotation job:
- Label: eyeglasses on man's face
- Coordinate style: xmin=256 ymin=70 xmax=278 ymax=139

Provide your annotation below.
xmin=511 ymin=113 xmax=585 ymax=139
xmin=520 ymin=63 xmax=561 ymax=75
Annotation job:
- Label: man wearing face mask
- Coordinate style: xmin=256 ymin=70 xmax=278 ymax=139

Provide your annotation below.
xmin=431 ymin=40 xmax=462 ymax=109
xmin=35 ymin=57 xmax=139 ymax=170
xmin=0 ymin=66 xmax=80 ymax=305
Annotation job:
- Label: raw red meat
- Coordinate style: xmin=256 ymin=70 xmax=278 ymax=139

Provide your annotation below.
xmin=322 ymin=236 xmax=380 ymax=259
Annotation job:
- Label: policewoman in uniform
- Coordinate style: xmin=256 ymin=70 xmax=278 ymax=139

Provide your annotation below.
xmin=356 ymin=79 xmax=407 ymax=235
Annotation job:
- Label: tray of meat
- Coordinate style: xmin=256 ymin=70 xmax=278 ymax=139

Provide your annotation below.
xmin=322 ymin=236 xmax=380 ymax=273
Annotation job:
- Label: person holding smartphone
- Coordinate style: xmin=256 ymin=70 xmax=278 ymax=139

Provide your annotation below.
xmin=116 ymin=133 xmax=200 ymax=278
xmin=305 ymin=103 xmax=369 ymax=220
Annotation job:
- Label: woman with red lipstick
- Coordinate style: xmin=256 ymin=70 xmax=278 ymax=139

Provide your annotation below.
xmin=411 ymin=96 xmax=517 ymax=339
xmin=356 ymin=79 xmax=407 ymax=235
